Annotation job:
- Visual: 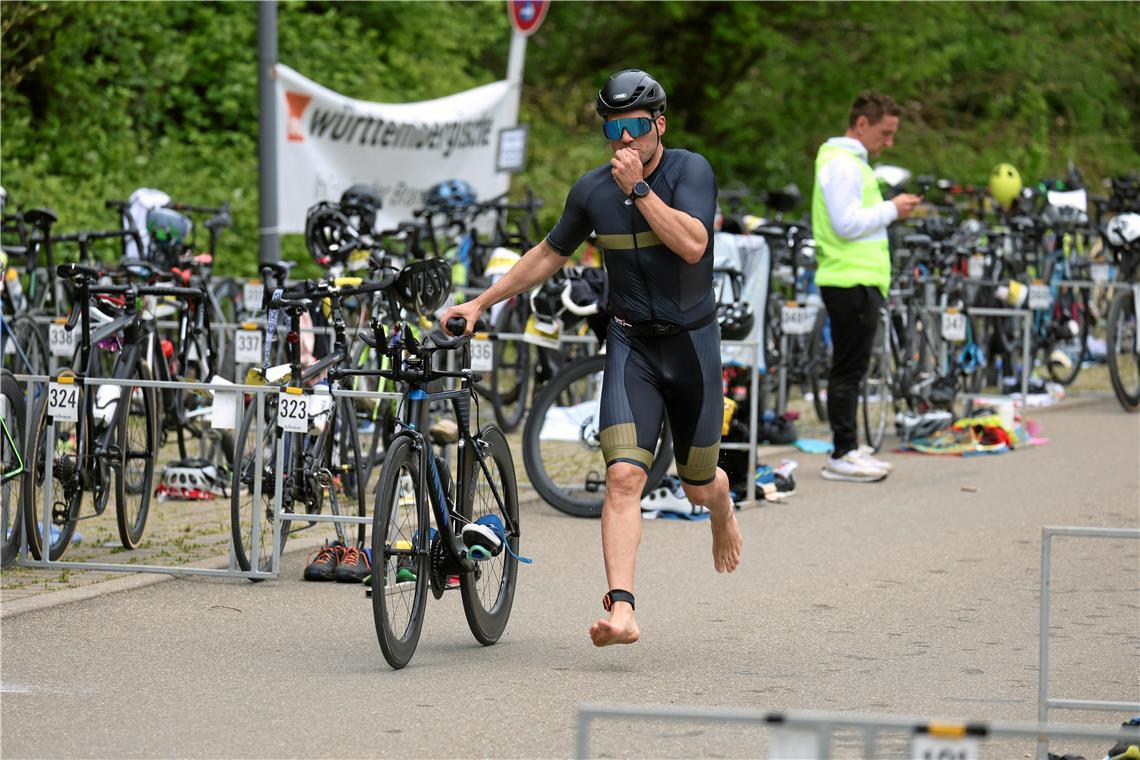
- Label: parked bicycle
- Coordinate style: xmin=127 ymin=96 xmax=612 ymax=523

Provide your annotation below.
xmin=358 ymin=315 xmax=522 ymax=669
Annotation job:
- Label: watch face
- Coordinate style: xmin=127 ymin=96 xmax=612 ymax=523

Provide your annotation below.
xmin=634 ymin=181 xmax=650 ymax=197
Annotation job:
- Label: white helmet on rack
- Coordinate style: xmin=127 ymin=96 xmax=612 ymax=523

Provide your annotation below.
xmin=1106 ymin=213 xmax=1140 ymax=248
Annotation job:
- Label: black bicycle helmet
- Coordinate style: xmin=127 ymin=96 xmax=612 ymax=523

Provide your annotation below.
xmin=394 ymin=257 xmax=452 ymax=316
xmin=717 ymin=301 xmax=755 ymax=340
xmin=304 ymin=201 xmax=356 ymax=268
xmin=596 ymin=69 xmax=667 ymax=118
xmin=339 ymin=183 xmax=382 ymax=232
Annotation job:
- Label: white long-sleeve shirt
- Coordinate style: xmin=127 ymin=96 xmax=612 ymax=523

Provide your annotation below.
xmin=817 ymin=137 xmax=897 ymax=241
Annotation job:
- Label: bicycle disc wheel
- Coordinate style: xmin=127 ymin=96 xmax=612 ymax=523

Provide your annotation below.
xmin=1106 ymin=289 xmax=1139 ymax=411
xmin=22 ymin=387 xmax=81 ymax=560
xmin=1 ymin=370 xmax=26 ymax=567
xmin=460 ymin=424 xmax=519 ymax=645
xmin=522 ymin=353 xmax=673 ymax=518
xmin=230 ymin=395 xmax=288 ymax=574
xmin=371 ymin=435 xmax=428 ymax=669
xmin=115 ymin=362 xmax=157 ymax=549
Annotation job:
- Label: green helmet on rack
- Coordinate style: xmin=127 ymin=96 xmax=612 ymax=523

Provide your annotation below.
xmin=988 ymin=164 xmax=1022 ymax=209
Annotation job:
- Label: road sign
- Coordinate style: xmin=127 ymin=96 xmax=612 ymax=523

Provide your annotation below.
xmin=508 ymin=0 xmax=549 ymax=35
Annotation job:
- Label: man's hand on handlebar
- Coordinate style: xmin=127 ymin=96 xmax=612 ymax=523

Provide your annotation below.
xmin=441 ymin=299 xmax=485 ymax=336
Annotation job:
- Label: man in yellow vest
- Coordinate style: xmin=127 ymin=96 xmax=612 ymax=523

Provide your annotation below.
xmin=812 ymin=91 xmax=922 ymax=482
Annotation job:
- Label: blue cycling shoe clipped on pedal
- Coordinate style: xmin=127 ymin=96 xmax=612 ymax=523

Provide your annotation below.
xmin=462 ymin=515 xmax=504 ymax=560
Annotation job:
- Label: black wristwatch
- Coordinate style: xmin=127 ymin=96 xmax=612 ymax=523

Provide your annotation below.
xmin=630 ymin=180 xmax=650 ymax=201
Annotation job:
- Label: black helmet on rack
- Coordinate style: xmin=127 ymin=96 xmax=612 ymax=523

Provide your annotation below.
xmin=304 ymin=201 xmax=355 ymax=269
xmin=339 ymin=183 xmax=382 ymax=233
xmin=394 ymin=257 xmax=452 ymax=317
xmin=596 ymin=69 xmax=667 ymax=118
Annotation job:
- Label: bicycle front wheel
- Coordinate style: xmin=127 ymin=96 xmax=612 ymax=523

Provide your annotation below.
xmin=115 ymin=362 xmax=158 ymax=549
xmin=1106 ymin=288 xmax=1139 ymax=412
xmin=371 ymin=435 xmax=428 ymax=669
xmin=522 ymin=353 xmax=673 ymax=518
xmin=22 ymin=387 xmax=81 ymax=560
xmin=1 ymin=370 xmax=27 ymax=567
xmin=460 ymin=424 xmax=519 ymax=646
xmin=230 ymin=395 xmax=288 ymax=574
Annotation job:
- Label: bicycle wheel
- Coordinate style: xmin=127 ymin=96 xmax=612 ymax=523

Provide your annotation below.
xmin=460 ymin=424 xmax=519 ymax=645
xmin=115 ymin=362 xmax=158 ymax=549
xmin=1106 ymin=288 xmax=1139 ymax=412
xmin=1045 ymin=287 xmax=1090 ymax=386
xmin=3 ymin=313 xmax=49 ymax=378
xmin=522 ymin=353 xmax=673 ymax=518
xmin=489 ymin=298 xmax=530 ymax=433
xmin=230 ymin=395 xmax=288 ymax=574
xmin=22 ymin=385 xmax=81 ymax=560
xmin=806 ymin=312 xmax=831 ymax=423
xmin=324 ymin=397 xmax=366 ymax=547
xmin=861 ymin=313 xmax=893 ymax=452
xmin=371 ymin=435 xmax=428 ymax=669
xmin=1 ymin=370 xmax=26 ymax=567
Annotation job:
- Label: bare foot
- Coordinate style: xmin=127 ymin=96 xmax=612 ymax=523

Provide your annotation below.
xmin=710 ymin=511 xmax=743 ymax=573
xmin=589 ymin=609 xmax=640 ymax=647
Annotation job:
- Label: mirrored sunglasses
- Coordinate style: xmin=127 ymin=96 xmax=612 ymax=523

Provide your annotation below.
xmin=602 ymin=116 xmax=654 ymax=141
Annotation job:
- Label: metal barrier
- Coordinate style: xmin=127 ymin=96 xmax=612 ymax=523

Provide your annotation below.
xmin=1038 ymin=526 xmax=1140 ymax=759
xmin=9 ymin=372 xmax=400 ymax=580
xmin=575 ymin=703 xmax=1140 ymax=759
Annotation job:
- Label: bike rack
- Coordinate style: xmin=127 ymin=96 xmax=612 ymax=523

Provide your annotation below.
xmin=575 ymin=703 xmax=1139 ymax=759
xmin=1037 ymin=526 xmax=1140 ymax=760
xmin=12 ymin=373 xmax=281 ymax=579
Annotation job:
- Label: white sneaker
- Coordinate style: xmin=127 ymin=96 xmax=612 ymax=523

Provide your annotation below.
xmin=856 ymin=445 xmax=894 ymax=473
xmin=820 ymin=450 xmax=888 ymax=483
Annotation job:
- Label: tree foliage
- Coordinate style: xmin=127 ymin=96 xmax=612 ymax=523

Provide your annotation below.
xmin=2 ymin=1 xmax=1137 ymax=273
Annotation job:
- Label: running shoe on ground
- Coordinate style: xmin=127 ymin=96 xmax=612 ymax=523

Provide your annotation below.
xmin=820 ymin=451 xmax=888 ymax=483
xmin=303 ymin=541 xmax=346 ymax=581
xmin=856 ymin=445 xmax=894 ymax=473
xmin=335 ymin=546 xmax=371 ymax=583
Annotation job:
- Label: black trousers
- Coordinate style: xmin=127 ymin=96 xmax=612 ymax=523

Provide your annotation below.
xmin=820 ymin=285 xmax=884 ymax=458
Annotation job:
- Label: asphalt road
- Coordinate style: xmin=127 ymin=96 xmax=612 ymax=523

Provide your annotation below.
xmin=2 ymin=398 xmax=1137 ymax=759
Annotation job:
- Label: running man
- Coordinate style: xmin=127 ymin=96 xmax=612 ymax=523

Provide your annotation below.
xmin=443 ymin=69 xmax=742 ymax=647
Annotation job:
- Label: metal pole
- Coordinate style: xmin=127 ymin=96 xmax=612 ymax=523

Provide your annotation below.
xmin=1037 ymin=528 xmax=1052 ymax=760
xmin=504 ymin=29 xmax=527 ymax=127
xmin=257 ymin=0 xmax=280 ymax=265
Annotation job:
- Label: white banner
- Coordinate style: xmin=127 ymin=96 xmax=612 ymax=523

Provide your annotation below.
xmin=275 ymin=64 xmax=513 ymax=234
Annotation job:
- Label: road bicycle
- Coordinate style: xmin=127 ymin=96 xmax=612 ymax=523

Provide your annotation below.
xmin=229 ymin=277 xmax=392 ymax=573
xmin=21 ymin=264 xmax=193 ymax=560
xmin=0 ymin=368 xmax=26 ymax=567
xmin=359 ymin=316 xmax=522 ymax=669
xmin=1103 ymin=212 xmax=1140 ymax=412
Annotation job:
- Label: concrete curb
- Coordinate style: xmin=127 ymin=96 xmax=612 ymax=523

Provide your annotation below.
xmin=0 ymin=533 xmax=330 ymax=620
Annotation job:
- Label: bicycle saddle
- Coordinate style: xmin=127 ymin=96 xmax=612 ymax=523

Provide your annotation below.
xmin=23 ymin=208 xmax=58 ymax=229
xmin=57 ymin=262 xmax=102 ymax=280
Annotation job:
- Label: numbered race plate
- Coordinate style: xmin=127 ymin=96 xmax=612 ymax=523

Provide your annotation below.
xmin=49 ymin=321 xmax=77 ymax=358
xmin=941 ymin=308 xmax=967 ymax=342
xmin=243 ymin=281 xmax=265 ymax=313
xmin=48 ymin=379 xmax=80 ymax=422
xmin=910 ymin=733 xmax=979 ymax=760
xmin=277 ymin=389 xmax=309 ymax=433
xmin=234 ymin=326 xmax=264 ymax=365
xmin=1090 ymin=262 xmax=1110 ymax=283
xmin=781 ymin=302 xmax=817 ymax=336
xmin=469 ymin=336 xmax=493 ymax=372
xmin=1027 ymin=282 xmax=1052 ymax=310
